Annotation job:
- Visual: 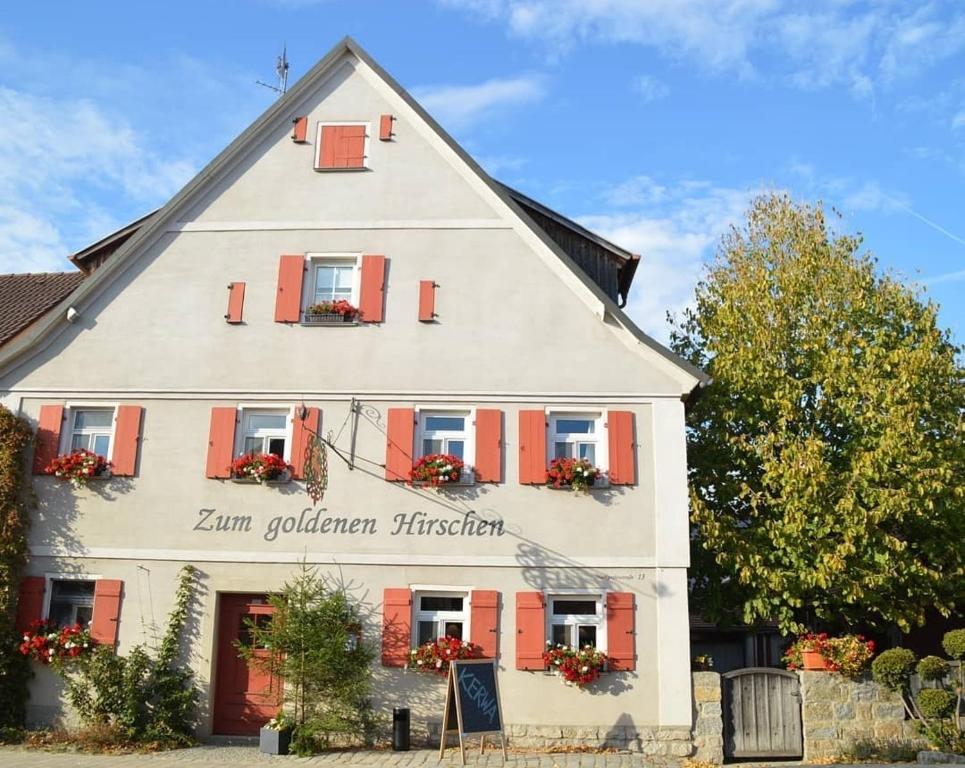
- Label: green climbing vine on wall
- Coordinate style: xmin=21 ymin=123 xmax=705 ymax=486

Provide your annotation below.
xmin=0 ymin=405 xmax=36 ymax=730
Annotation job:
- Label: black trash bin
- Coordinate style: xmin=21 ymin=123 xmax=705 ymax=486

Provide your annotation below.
xmin=392 ymin=707 xmax=410 ymax=751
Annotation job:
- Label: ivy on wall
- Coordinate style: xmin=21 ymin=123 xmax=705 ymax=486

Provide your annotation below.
xmin=0 ymin=405 xmax=36 ymax=728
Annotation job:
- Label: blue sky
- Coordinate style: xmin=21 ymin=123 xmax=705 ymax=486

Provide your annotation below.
xmin=1 ymin=0 xmax=963 ymax=344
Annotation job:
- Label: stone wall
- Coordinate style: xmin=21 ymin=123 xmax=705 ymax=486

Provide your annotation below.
xmin=691 ymin=672 xmax=724 ymax=763
xmin=799 ymin=670 xmax=912 ymax=761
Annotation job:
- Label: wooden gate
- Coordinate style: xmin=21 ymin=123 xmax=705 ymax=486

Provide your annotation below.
xmin=722 ymin=668 xmax=802 ymax=760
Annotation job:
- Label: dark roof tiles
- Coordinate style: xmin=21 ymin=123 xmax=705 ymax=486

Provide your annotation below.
xmin=0 ymin=271 xmax=84 ymax=347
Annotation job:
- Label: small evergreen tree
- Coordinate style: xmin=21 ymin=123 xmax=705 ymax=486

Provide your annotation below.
xmin=237 ymin=563 xmax=376 ymax=755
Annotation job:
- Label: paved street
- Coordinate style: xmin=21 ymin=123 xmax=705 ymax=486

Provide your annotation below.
xmin=0 ymin=745 xmax=948 ymax=768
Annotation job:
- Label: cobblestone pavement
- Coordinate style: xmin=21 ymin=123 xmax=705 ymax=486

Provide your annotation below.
xmin=0 ymin=745 xmax=940 ymax=768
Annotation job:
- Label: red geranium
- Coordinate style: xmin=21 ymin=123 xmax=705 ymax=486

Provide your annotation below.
xmin=408 ymin=636 xmax=482 ymax=674
xmin=543 ymin=643 xmax=608 ymax=688
xmin=546 ymin=457 xmax=601 ymax=492
xmin=230 ymin=452 xmax=293 ymax=483
xmin=19 ymin=619 xmax=94 ymax=665
xmin=44 ymin=450 xmax=111 ymax=488
xmin=305 ymin=299 xmax=360 ymax=319
xmin=410 ymin=454 xmax=465 ymax=487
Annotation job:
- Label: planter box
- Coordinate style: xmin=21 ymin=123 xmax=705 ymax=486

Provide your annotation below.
xmin=302 ymin=313 xmax=358 ymax=326
xmin=801 ymin=650 xmax=830 ymax=670
xmin=230 ymin=472 xmax=291 ymax=486
xmin=259 ymin=726 xmax=292 ymax=755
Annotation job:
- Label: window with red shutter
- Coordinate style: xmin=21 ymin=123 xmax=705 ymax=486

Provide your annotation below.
xmin=33 ymin=404 xmax=64 ymax=474
xmin=474 ymin=409 xmax=502 ymax=483
xmin=225 ymin=282 xmax=245 ymax=324
xmin=90 ymin=579 xmax=123 ymax=647
xmin=606 ymin=592 xmax=636 ymax=671
xmin=470 ymin=590 xmax=500 ymax=659
xmin=381 ymin=588 xmax=412 ymax=667
xmin=517 ymin=410 xmax=547 ymax=484
xmin=111 ymin=405 xmax=143 ymax=477
xmin=385 ymin=408 xmax=415 ymax=481
xmin=606 ymin=411 xmax=636 ymax=485
xmin=315 ymin=123 xmax=368 ymax=170
xmin=515 ymin=591 xmax=546 ymax=670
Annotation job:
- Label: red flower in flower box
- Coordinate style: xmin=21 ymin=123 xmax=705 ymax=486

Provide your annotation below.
xmin=546 ymin=457 xmax=601 ymax=492
xmin=19 ymin=619 xmax=94 ymax=665
xmin=44 ymin=450 xmax=112 ymax=488
xmin=409 ymin=454 xmax=466 ymax=488
xmin=408 ymin=636 xmax=483 ymax=674
xmin=230 ymin=452 xmax=294 ymax=484
xmin=542 ymin=643 xmax=608 ymax=688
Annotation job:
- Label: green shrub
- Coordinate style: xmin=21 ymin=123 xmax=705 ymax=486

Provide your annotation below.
xmin=872 ymin=648 xmax=917 ymax=692
xmin=917 ymin=655 xmax=949 ymax=682
xmin=839 ymin=737 xmax=923 ymax=763
xmin=942 ymin=628 xmax=965 ymax=660
xmin=917 ymin=688 xmax=956 ymax=720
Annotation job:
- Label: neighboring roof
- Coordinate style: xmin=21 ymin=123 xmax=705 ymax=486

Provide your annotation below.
xmin=0 ymin=36 xmax=709 ymax=391
xmin=70 ymin=209 xmax=159 ymax=275
xmin=500 ymin=183 xmax=641 ymax=307
xmin=0 ymin=272 xmax=85 ymax=347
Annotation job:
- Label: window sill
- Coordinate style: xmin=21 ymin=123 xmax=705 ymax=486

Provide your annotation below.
xmin=313 ymin=166 xmax=370 ymax=173
xmin=545 ymin=479 xmax=610 ymax=491
xmin=229 ymin=474 xmax=291 ymax=487
xmin=301 ymin=314 xmax=359 ymax=326
xmin=411 ymin=470 xmax=476 ymax=489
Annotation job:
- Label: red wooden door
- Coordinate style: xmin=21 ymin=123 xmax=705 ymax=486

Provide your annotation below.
xmin=213 ymin=594 xmax=281 ymax=735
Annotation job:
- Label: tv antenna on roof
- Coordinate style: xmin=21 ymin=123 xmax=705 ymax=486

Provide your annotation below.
xmin=256 ymin=45 xmax=289 ymax=95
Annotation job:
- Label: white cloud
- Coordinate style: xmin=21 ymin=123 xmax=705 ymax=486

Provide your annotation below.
xmin=577 ymin=179 xmax=753 ymax=342
xmin=441 ymin=1 xmax=965 ymax=96
xmin=412 ymin=75 xmax=546 ymax=129
xmin=0 ymin=86 xmax=195 ymax=274
xmin=633 ymin=74 xmax=669 ymax=102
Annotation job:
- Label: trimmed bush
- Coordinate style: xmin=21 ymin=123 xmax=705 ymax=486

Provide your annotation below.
xmin=917 ymin=655 xmax=949 ymax=682
xmin=942 ymin=628 xmax=965 ymax=660
xmin=872 ymin=648 xmax=917 ymax=692
xmin=917 ymin=688 xmax=956 ymax=720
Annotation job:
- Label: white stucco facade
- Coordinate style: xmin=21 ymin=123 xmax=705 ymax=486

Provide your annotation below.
xmin=1 ymin=39 xmax=704 ymax=750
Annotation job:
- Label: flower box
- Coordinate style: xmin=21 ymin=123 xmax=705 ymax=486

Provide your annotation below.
xmin=546 ymin=458 xmax=605 ymax=493
xmin=409 ymin=454 xmax=467 ymax=488
xmin=801 ymin=650 xmax=829 ymax=670
xmin=259 ymin=725 xmax=292 ymax=755
xmin=43 ymin=450 xmax=112 ymax=489
xmin=302 ymin=313 xmax=358 ymax=326
xmin=230 ymin=473 xmax=291 ymax=486
xmin=230 ymin=453 xmax=294 ymax=484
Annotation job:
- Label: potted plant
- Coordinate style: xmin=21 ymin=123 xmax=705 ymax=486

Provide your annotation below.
xmin=303 ymin=299 xmax=360 ymax=324
xmin=43 ymin=449 xmax=112 ymax=488
xmin=408 ymin=636 xmax=482 ymax=675
xmin=542 ymin=643 xmax=608 ymax=688
xmin=822 ymin=634 xmax=875 ymax=678
xmin=546 ymin=457 xmax=602 ymax=492
xmin=18 ymin=619 xmax=94 ymax=665
xmin=409 ymin=453 xmax=466 ymax=488
xmin=260 ymin=712 xmax=295 ymax=755
xmin=784 ymin=633 xmax=830 ymax=670
xmin=230 ymin=452 xmax=293 ymax=484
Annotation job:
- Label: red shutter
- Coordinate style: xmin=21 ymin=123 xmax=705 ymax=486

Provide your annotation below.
xmin=337 ymin=125 xmax=366 ymax=167
xmin=474 ymin=409 xmax=502 ymax=483
xmin=205 ymin=407 xmax=237 ymax=479
xmin=606 ymin=592 xmax=636 ymax=671
xmin=515 ymin=591 xmax=545 ymax=670
xmin=15 ymin=577 xmax=45 ymax=633
xmin=33 ymin=404 xmax=64 ymax=474
xmin=225 ymin=282 xmax=245 ymax=324
xmin=381 ymin=588 xmax=412 ymax=667
xmin=379 ymin=114 xmax=394 ymax=141
xmin=317 ymin=125 xmax=336 ymax=168
xmin=359 ymin=254 xmax=386 ymax=323
xmin=111 ymin=405 xmax=143 ymax=477
xmin=607 ymin=411 xmax=636 ymax=485
xmin=292 ymin=116 xmax=308 ymax=143
xmin=470 ymin=590 xmax=499 ymax=659
xmin=384 ymin=408 xmax=414 ymax=481
xmin=418 ymin=280 xmax=436 ymax=322
xmin=91 ymin=579 xmax=123 ymax=647
xmin=518 ymin=410 xmax=547 ymax=485
xmin=290 ymin=407 xmax=320 ymax=480
xmin=274 ymin=255 xmax=304 ymax=323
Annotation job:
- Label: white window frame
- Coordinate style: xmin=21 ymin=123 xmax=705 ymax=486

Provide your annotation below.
xmin=234 ymin=405 xmax=294 ymax=463
xmin=314 ymin=121 xmax=371 ymax=171
xmin=415 ymin=406 xmax=476 ymax=484
xmin=304 ymin=253 xmax=362 ymax=313
xmin=546 ymin=592 xmax=606 ymax=651
xmin=43 ymin=573 xmax=100 ymax=628
xmin=60 ymin=403 xmax=118 ymax=457
xmin=546 ymin=410 xmax=609 ymax=483
xmin=410 ymin=586 xmax=472 ymax=647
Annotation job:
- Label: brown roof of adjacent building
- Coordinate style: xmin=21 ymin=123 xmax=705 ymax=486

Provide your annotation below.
xmin=0 ymin=272 xmax=84 ymax=347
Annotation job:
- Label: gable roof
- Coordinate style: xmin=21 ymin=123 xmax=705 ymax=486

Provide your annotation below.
xmin=70 ymin=209 xmax=159 ymax=275
xmin=0 ymin=272 xmax=85 ymax=348
xmin=0 ymin=36 xmax=708 ymax=391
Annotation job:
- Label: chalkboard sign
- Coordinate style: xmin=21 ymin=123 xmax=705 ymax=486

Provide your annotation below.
xmin=439 ymin=659 xmax=507 ymax=764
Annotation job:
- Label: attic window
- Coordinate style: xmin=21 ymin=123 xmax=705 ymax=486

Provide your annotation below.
xmin=315 ymin=122 xmax=368 ymax=170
